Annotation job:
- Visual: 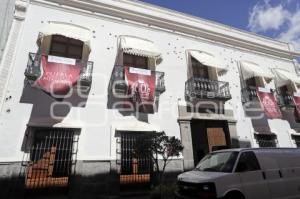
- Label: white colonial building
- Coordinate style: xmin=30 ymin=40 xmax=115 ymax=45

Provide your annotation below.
xmin=0 ymin=0 xmax=300 ymax=198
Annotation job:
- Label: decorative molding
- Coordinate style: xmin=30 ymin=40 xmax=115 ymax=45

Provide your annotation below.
xmin=14 ymin=0 xmax=29 ymax=20
xmin=31 ymin=0 xmax=300 ymax=60
xmin=0 ymin=0 xmax=27 ymax=113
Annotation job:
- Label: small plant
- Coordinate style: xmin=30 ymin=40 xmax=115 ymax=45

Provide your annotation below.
xmin=134 ymin=132 xmax=183 ymax=198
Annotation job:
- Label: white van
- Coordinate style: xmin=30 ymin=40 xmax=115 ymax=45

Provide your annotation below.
xmin=176 ymin=148 xmax=300 ymax=199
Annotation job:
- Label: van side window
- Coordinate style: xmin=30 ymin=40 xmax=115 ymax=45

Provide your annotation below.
xmin=236 ymin=152 xmax=261 ymax=172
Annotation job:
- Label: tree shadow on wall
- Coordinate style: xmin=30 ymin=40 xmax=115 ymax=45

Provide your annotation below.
xmin=19 ymin=81 xmax=90 ymax=127
xmin=244 ymin=100 xmax=272 ymax=133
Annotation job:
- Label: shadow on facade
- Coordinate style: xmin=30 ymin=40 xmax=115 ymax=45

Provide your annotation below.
xmin=19 ymin=81 xmax=90 ymax=147
xmin=281 ymin=108 xmax=300 ymax=130
xmin=244 ymin=101 xmax=272 ymax=133
xmin=106 ymin=66 xmax=153 ymax=122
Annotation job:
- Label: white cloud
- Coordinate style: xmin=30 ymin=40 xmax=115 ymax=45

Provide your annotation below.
xmin=277 ymin=10 xmax=300 ymax=51
xmin=248 ymin=1 xmax=300 ymax=51
xmin=248 ymin=3 xmax=290 ymax=32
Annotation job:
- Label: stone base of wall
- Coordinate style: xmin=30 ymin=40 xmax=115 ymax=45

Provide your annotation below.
xmin=0 ymin=159 xmax=184 ymax=199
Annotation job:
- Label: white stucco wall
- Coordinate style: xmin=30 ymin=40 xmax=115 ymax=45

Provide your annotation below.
xmin=0 ymin=0 xmax=15 ymax=62
xmin=0 ymin=1 xmax=298 ymax=162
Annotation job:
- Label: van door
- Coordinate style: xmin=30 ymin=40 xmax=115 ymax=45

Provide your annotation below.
xmin=235 ymin=151 xmax=270 ymax=199
xmin=255 ymin=150 xmax=287 ymax=199
xmin=276 ymin=149 xmax=300 ymax=199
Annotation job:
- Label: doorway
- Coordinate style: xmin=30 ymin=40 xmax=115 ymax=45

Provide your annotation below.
xmin=190 ymin=120 xmax=231 ymax=166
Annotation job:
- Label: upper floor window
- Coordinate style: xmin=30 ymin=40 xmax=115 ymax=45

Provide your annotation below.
xmin=49 ymin=35 xmax=83 ymax=60
xmin=37 ymin=21 xmax=92 ymax=61
xmin=240 ymin=61 xmax=274 ymax=88
xmin=123 ymin=53 xmax=148 ymax=69
xmin=191 ymin=57 xmax=209 ymax=79
xmin=187 ymin=50 xmax=227 ymax=80
xmin=274 ymin=69 xmax=300 ymax=93
xmin=245 ymin=77 xmax=257 ymax=87
xmin=118 ymin=35 xmax=162 ymax=70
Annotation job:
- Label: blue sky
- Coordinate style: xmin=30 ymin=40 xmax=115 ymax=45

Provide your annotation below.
xmin=141 ymin=0 xmax=300 ymax=54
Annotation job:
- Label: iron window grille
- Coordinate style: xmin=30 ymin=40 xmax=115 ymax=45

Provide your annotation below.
xmin=116 ymin=132 xmax=153 ymax=187
xmin=22 ymin=128 xmax=79 ymax=190
xmin=255 ymin=134 xmax=277 ymax=148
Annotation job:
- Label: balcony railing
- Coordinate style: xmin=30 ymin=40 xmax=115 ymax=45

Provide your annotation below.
xmin=109 ymin=65 xmax=165 ymax=96
xmin=24 ymin=53 xmax=93 ymax=87
xmin=276 ymin=92 xmax=294 ymax=108
xmin=185 ymin=78 xmax=231 ymax=101
xmin=241 ymin=86 xmax=259 ymax=103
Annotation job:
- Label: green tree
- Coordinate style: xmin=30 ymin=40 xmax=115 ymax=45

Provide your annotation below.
xmin=134 ymin=132 xmax=184 ymax=185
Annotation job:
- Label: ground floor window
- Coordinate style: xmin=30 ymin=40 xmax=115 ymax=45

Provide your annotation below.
xmin=117 ymin=132 xmax=153 ymax=189
xmin=293 ymin=136 xmax=300 ymax=148
xmin=255 ymin=134 xmax=277 ymax=147
xmin=24 ymin=128 xmax=78 ymax=191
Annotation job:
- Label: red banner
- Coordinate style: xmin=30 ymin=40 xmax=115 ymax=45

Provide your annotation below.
xmin=293 ymin=94 xmax=300 ymax=120
xmin=257 ymin=87 xmax=282 ymax=119
xmin=124 ymin=67 xmax=156 ymax=113
xmin=34 ymin=55 xmax=81 ymax=96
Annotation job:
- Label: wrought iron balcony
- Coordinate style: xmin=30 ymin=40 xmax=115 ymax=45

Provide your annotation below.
xmin=185 ymin=77 xmax=231 ymax=101
xmin=109 ymin=65 xmax=166 ymax=96
xmin=24 ymin=53 xmax=93 ymax=88
xmin=241 ymin=86 xmax=259 ymax=103
xmin=276 ymin=91 xmax=294 ymax=108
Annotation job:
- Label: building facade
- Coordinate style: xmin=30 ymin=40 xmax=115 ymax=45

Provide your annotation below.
xmin=0 ymin=0 xmax=300 ymax=198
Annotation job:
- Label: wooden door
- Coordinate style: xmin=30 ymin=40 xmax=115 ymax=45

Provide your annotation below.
xmin=207 ymin=128 xmax=227 ymax=152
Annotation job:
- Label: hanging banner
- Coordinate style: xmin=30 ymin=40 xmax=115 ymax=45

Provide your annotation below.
xmin=34 ymin=55 xmax=81 ymax=97
xmin=293 ymin=93 xmax=300 ymax=120
xmin=124 ymin=66 xmax=156 ymax=113
xmin=257 ymin=87 xmax=282 ymax=119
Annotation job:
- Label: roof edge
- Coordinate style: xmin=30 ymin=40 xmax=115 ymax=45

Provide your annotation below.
xmin=32 ymin=0 xmax=300 ymax=59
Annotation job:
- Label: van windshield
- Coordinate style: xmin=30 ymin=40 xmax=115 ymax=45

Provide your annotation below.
xmin=195 ymin=152 xmax=238 ymax=173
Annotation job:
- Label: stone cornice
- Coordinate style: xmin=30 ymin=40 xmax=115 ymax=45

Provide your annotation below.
xmin=31 ymin=0 xmax=299 ymax=59
xmin=15 ymin=0 xmax=29 ymax=20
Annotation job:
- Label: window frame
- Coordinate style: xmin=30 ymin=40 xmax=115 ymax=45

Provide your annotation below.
xmin=49 ymin=35 xmax=84 ymax=60
xmin=191 ymin=57 xmax=210 ymax=79
xmin=123 ymin=53 xmax=149 ymax=69
xmin=235 ymin=151 xmax=261 ymax=173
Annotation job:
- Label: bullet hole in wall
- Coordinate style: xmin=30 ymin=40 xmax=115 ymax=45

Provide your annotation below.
xmin=6 ymin=109 xmax=10 ymax=113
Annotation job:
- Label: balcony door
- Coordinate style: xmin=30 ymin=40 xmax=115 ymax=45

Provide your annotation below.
xmin=123 ymin=53 xmax=148 ymax=69
xmin=191 ymin=57 xmax=209 ymax=79
xmin=49 ymin=35 xmax=83 ymax=59
xmin=245 ymin=76 xmax=267 ymax=89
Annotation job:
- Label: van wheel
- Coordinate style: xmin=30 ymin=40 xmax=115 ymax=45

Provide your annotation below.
xmin=224 ymin=191 xmax=245 ymax=199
